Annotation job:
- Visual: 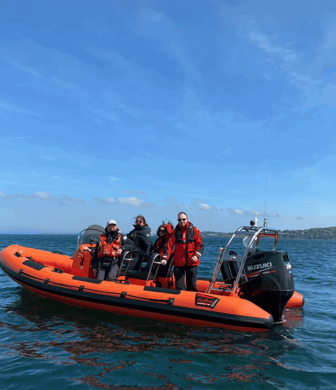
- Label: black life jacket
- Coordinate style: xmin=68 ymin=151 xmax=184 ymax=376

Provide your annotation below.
xmin=174 ymin=223 xmax=195 ymax=244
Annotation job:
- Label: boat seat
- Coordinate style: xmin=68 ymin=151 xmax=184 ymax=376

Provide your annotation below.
xmin=127 ymin=253 xmax=161 ymax=287
xmin=127 ymin=270 xmax=155 ymax=280
xmin=127 ymin=253 xmax=173 ymax=287
xmin=220 ymin=255 xmax=246 ymax=284
xmin=121 ymin=253 xmax=175 ymax=288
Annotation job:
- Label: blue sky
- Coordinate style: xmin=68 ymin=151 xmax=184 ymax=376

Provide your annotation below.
xmin=1 ymin=0 xmax=336 ymax=234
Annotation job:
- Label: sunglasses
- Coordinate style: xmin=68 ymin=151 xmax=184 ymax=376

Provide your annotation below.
xmin=178 ymin=218 xmax=187 ymax=222
xmin=159 ymin=229 xmax=165 ymax=232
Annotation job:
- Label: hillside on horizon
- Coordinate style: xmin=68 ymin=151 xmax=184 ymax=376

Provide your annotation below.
xmin=202 ymin=226 xmax=336 ymax=239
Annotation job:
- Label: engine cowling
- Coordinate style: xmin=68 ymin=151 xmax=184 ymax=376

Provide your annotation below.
xmin=240 ymin=251 xmax=294 ymax=323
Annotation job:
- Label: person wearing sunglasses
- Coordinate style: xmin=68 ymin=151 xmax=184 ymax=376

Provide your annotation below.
xmin=168 ymin=212 xmax=204 ymax=291
xmin=122 ymin=215 xmax=153 ymax=271
xmin=153 ymin=222 xmax=174 ymax=263
xmin=145 ymin=222 xmax=175 ymax=274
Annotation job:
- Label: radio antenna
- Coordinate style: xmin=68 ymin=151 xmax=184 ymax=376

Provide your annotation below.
xmin=263 ymin=175 xmax=268 ymax=227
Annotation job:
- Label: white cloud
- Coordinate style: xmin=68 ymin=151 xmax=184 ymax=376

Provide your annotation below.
xmin=0 ymin=190 xmax=87 ymax=204
xmin=104 ymin=197 xmax=117 ymax=203
xmin=0 ymin=191 xmax=29 ymax=199
xmin=59 ymin=194 xmax=85 ymax=204
xmin=94 ymin=197 xmax=117 ymax=204
xmin=233 ymin=209 xmax=244 ymax=215
xmin=198 ymin=203 xmax=211 ymax=210
xmin=226 ymin=207 xmax=281 ymax=219
xmin=227 ymin=207 xmax=257 ymax=216
xmin=33 ymin=191 xmax=56 ymax=201
xmin=118 ymin=196 xmax=144 ymax=206
xmin=94 ymin=196 xmax=155 ymax=207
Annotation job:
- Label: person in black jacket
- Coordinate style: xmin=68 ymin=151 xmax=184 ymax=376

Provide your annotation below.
xmin=121 ymin=215 xmax=152 ymax=271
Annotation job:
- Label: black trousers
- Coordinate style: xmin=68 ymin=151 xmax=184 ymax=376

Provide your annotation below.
xmin=97 ymin=257 xmax=119 ymax=281
xmin=174 ymin=266 xmax=198 ymax=291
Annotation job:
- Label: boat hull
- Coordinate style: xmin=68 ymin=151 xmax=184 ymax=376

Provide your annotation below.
xmin=285 ymin=291 xmax=304 ymax=308
xmin=0 ymin=245 xmax=274 ymax=331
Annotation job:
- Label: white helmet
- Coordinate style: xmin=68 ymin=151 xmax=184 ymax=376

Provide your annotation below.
xmin=106 ymin=219 xmax=117 ymax=227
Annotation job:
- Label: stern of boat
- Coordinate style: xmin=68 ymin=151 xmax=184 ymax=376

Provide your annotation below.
xmin=240 ymin=251 xmax=294 ymax=323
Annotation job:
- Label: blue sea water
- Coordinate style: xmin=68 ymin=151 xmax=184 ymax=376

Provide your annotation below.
xmin=0 ymin=234 xmax=335 ymax=389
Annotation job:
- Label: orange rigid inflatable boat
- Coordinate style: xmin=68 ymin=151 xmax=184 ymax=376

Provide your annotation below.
xmin=0 ymin=223 xmax=304 ymax=332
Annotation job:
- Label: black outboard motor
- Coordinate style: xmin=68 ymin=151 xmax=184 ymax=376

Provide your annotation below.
xmin=240 ymin=251 xmax=294 ymax=323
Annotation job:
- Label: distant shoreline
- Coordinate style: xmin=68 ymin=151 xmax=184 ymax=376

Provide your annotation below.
xmin=203 ymin=226 xmax=336 ymax=240
xmin=1 ymin=226 xmax=336 ymax=240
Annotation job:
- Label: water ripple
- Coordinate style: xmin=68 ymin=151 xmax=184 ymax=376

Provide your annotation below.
xmin=0 ymin=235 xmax=335 ymax=389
